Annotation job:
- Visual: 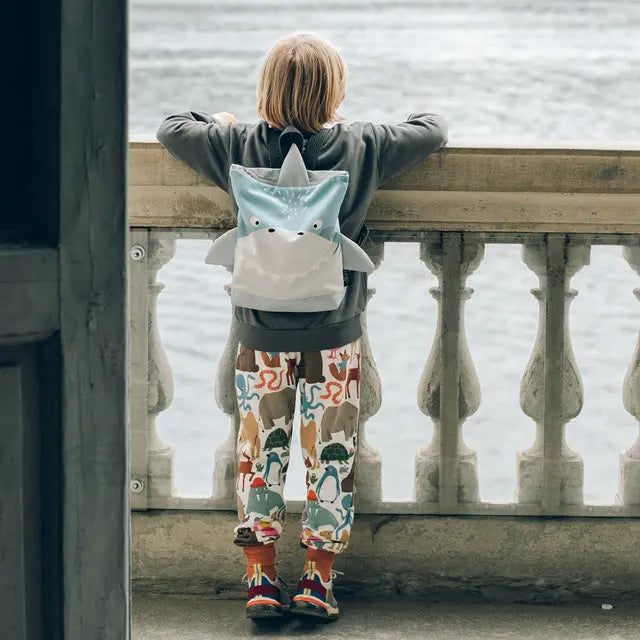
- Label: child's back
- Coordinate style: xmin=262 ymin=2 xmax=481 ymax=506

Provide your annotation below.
xmin=158 ymin=104 xmax=446 ymax=352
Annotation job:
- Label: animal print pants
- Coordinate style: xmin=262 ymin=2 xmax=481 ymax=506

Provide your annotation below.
xmin=233 ymin=338 xmax=361 ymax=554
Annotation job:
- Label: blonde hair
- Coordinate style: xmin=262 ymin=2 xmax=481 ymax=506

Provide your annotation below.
xmin=257 ymin=33 xmax=347 ymax=135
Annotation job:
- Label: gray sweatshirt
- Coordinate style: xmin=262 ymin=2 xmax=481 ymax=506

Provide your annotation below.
xmin=156 ymin=112 xmax=448 ymax=352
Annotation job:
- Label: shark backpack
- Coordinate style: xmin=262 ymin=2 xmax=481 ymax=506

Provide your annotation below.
xmin=205 ymin=126 xmax=374 ymax=312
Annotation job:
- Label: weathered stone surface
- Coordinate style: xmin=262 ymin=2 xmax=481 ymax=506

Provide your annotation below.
xmin=415 ymin=236 xmax=483 ymax=505
xmin=353 ymin=239 xmax=384 ymax=509
xmin=518 ymin=238 xmax=590 ymax=507
xmin=619 ymin=246 xmax=640 ymax=506
xmin=132 ymin=511 xmax=640 ymax=604
xmin=131 ymin=142 xmax=640 ymax=193
xmin=146 ymin=232 xmax=177 ymax=498
xmin=130 ymin=143 xmax=640 ymax=232
xmin=211 ymin=285 xmax=240 ymax=501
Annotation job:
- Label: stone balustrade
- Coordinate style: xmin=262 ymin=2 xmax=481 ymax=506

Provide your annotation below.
xmin=127 ymin=141 xmax=640 ymax=517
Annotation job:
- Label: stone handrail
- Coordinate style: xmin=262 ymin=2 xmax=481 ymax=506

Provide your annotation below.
xmin=130 ymin=141 xmax=640 ymax=233
xmin=127 ymin=141 xmax=640 ymax=517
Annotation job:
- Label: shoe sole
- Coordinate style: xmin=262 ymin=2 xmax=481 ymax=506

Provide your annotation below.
xmin=246 ymin=604 xmax=287 ymax=620
xmin=291 ymin=601 xmax=339 ymax=622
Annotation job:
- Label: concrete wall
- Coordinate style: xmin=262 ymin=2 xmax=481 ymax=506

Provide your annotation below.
xmin=132 ymin=511 xmax=640 ymax=604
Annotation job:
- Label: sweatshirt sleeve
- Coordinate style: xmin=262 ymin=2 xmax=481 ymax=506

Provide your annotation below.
xmin=370 ymin=113 xmax=448 ymax=187
xmin=156 ymin=111 xmax=246 ymax=191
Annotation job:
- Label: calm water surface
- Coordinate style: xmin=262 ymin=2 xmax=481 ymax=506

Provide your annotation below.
xmin=130 ymin=0 xmax=640 ymax=502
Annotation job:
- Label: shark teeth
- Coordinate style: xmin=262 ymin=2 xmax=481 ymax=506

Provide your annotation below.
xmin=236 ymin=239 xmax=337 ymax=283
xmin=237 ymin=250 xmax=334 ymax=285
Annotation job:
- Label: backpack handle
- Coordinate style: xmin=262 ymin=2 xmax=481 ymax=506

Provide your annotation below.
xmin=278 ymin=125 xmax=305 ymax=157
xmin=277 ymin=125 xmax=332 ymax=170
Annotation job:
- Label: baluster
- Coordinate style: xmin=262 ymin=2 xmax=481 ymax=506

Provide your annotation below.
xmin=618 ymin=245 xmax=640 ymax=505
xmin=354 ymin=239 xmax=384 ymax=510
xmin=518 ymin=236 xmax=589 ymax=509
xmin=415 ymin=233 xmax=483 ymax=509
xmin=146 ymin=231 xmax=177 ymax=498
xmin=212 ymin=281 xmax=240 ymax=502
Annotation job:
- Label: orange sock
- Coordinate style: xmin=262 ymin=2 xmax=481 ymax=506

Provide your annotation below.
xmin=306 ymin=548 xmax=335 ymax=582
xmin=243 ymin=544 xmax=277 ymax=581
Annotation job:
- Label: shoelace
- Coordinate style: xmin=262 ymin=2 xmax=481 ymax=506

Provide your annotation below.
xmin=302 ymin=564 xmax=344 ymax=583
xmin=242 ymin=569 xmax=344 ymax=584
xmin=241 ymin=572 xmax=289 ymax=589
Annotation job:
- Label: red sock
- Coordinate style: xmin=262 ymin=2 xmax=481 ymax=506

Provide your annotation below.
xmin=243 ymin=544 xmax=277 ymax=581
xmin=306 ymin=547 xmax=335 ymax=582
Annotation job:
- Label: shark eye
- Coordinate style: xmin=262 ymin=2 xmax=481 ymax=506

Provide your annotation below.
xmin=250 ymin=216 xmax=261 ymax=227
xmin=312 ymin=220 xmax=323 ymax=230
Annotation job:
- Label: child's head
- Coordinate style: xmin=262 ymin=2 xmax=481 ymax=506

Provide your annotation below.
xmin=257 ymin=33 xmax=346 ymax=135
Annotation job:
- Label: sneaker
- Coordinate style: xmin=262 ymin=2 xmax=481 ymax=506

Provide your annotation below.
xmin=291 ymin=561 xmax=342 ymax=621
xmin=244 ymin=564 xmax=291 ymax=619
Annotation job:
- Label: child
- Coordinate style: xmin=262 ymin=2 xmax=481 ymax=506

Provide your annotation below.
xmin=157 ymin=32 xmax=447 ymax=621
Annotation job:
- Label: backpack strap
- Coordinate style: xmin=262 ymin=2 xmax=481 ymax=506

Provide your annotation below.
xmin=302 ymin=127 xmax=332 ymax=170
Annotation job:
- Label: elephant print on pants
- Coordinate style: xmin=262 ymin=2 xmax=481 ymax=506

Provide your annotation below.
xmin=258 ymin=387 xmax=296 ymax=429
xmin=320 ymin=401 xmax=359 ymax=443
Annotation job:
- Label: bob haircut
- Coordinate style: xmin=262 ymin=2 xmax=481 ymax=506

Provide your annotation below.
xmin=257 ymin=33 xmax=346 ymax=135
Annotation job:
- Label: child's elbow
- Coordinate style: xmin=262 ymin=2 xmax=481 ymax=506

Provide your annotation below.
xmin=429 ymin=114 xmax=448 ymax=148
xmin=156 ymin=115 xmax=190 ymax=148
xmin=409 ymin=112 xmax=449 ymax=149
xmin=156 ymin=119 xmax=172 ymax=147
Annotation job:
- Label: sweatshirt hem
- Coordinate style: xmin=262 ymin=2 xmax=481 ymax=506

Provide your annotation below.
xmin=237 ymin=315 xmax=363 ymax=352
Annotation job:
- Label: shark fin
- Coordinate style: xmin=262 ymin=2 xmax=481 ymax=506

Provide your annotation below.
xmin=277 ymin=144 xmax=310 ymax=187
xmin=341 ymin=234 xmax=375 ymax=274
xmin=205 ymin=228 xmax=237 ymax=267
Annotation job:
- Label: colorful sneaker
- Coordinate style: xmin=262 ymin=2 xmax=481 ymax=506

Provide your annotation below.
xmin=291 ymin=561 xmax=341 ymax=621
xmin=244 ymin=564 xmax=290 ymax=619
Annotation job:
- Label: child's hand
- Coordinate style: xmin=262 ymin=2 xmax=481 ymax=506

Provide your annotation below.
xmin=213 ymin=111 xmax=238 ymax=125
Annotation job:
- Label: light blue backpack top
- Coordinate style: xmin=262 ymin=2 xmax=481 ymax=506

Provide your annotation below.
xmin=205 ymin=136 xmax=374 ymax=312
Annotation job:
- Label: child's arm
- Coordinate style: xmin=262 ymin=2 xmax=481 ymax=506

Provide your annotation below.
xmin=369 ymin=113 xmax=448 ymax=187
xmin=156 ymin=111 xmax=246 ymax=191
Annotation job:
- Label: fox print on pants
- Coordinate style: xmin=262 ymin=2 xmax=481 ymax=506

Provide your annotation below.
xmin=233 ymin=339 xmax=361 ymax=553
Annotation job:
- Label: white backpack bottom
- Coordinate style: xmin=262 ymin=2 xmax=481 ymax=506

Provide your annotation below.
xmin=230 ymin=288 xmax=346 ymax=313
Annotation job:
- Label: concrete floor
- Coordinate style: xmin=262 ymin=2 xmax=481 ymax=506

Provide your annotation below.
xmin=133 ymin=595 xmax=640 ymax=640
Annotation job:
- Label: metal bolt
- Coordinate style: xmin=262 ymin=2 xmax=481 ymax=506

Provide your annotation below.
xmin=130 ymin=245 xmax=146 ymax=261
xmin=130 ymin=477 xmax=145 ymax=494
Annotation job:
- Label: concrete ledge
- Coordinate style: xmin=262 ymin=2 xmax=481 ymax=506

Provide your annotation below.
xmin=129 ymin=185 xmax=640 ymax=233
xmin=132 ymin=511 xmax=640 ymax=604
xmin=130 ymin=142 xmax=640 ymax=193
xmin=128 ymin=142 xmax=640 ymax=233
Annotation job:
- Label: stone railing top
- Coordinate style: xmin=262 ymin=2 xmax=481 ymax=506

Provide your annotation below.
xmin=129 ymin=141 xmax=640 ymax=234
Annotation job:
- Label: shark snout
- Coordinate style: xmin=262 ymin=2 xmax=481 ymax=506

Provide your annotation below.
xmin=268 ymin=227 xmax=304 ymax=236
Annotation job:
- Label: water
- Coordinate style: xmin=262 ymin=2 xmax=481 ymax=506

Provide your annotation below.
xmin=130 ymin=0 xmax=640 ymax=503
